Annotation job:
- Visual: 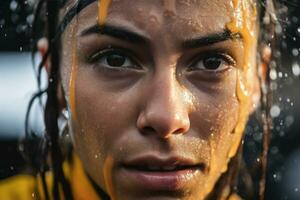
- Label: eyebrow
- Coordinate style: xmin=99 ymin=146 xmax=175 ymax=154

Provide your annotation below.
xmin=55 ymin=0 xmax=243 ymax=48
xmin=81 ymin=24 xmax=242 ymax=50
xmin=80 ymin=24 xmax=150 ymax=45
xmin=182 ymin=30 xmax=242 ymax=49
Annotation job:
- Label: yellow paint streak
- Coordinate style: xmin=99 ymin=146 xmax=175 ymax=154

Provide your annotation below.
xmin=69 ymin=29 xmax=78 ymax=122
xmin=71 ymin=155 xmax=101 ymax=200
xmin=205 ymin=0 xmax=257 ymax=198
xmin=226 ymin=0 xmax=257 ymax=158
xmin=103 ymin=156 xmax=116 ymax=200
xmin=98 ymin=0 xmax=111 ymax=26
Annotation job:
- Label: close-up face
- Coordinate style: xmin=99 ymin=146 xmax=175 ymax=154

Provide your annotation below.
xmin=58 ymin=0 xmax=259 ymax=199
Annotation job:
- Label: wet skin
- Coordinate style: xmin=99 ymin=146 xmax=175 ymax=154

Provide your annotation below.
xmin=58 ymin=0 xmax=259 ymax=199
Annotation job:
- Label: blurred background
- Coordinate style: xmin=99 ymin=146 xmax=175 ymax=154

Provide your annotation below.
xmin=0 ymin=0 xmax=299 ymax=199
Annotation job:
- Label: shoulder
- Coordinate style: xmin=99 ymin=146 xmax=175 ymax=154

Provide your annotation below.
xmin=0 ymin=174 xmax=37 ymax=200
xmin=228 ymin=193 xmax=243 ymax=200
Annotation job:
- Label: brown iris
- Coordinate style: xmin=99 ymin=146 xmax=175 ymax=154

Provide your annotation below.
xmin=106 ymin=54 xmax=126 ymax=67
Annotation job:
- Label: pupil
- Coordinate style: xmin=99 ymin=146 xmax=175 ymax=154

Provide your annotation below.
xmin=107 ymin=54 xmax=126 ymax=67
xmin=203 ymin=57 xmax=221 ymax=70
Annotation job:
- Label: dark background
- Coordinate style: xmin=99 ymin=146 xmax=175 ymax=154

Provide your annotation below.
xmin=0 ymin=0 xmax=300 ymax=199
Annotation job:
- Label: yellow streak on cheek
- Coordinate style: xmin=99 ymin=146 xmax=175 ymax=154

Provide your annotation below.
xmin=98 ymin=0 xmax=112 ymax=25
xmin=226 ymin=0 xmax=257 ymax=158
xmin=69 ymin=29 xmax=78 ymax=122
xmin=206 ymin=1 xmax=257 ymax=196
xmin=103 ymin=156 xmax=117 ymax=200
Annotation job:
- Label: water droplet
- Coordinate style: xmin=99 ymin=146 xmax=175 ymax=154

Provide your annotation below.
xmin=292 ymin=63 xmax=300 ymax=76
xmin=271 ymin=146 xmax=279 ymax=154
xmin=270 ymin=105 xmax=281 ymax=118
xmin=272 ymin=171 xmax=282 ymax=182
xmin=284 ymin=73 xmax=288 ymax=78
xmin=298 ymin=27 xmax=300 ymax=33
xmin=26 ymin=14 xmax=34 ymax=24
xmin=253 ymin=132 xmax=262 ymax=142
xmin=285 ymin=115 xmax=294 ymax=127
xmin=0 ymin=19 xmax=5 ymax=26
xmin=279 ymin=131 xmax=285 ymax=137
xmin=18 ymin=144 xmax=24 ymax=152
xmin=275 ymin=24 xmax=282 ymax=34
xmin=292 ymin=48 xmax=299 ymax=56
xmin=270 ymin=82 xmax=278 ymax=91
xmin=10 ymin=0 xmax=18 ymax=11
xmin=269 ymin=69 xmax=277 ymax=80
xmin=295 ymin=188 xmax=299 ymax=192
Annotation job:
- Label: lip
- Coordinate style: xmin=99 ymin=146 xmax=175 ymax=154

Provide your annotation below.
xmin=121 ymin=155 xmax=205 ymax=191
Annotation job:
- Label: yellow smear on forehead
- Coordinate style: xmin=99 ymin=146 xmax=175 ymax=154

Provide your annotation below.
xmin=98 ymin=0 xmax=112 ymax=25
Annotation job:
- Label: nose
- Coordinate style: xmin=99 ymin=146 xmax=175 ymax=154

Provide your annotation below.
xmin=137 ymin=71 xmax=191 ymax=139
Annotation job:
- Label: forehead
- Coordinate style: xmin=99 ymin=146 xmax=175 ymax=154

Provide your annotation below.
xmin=64 ymin=0 xmax=235 ymax=38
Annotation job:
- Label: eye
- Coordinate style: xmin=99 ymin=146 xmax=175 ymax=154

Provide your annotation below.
xmin=190 ymin=53 xmax=235 ymax=72
xmin=90 ymin=49 xmax=140 ymax=70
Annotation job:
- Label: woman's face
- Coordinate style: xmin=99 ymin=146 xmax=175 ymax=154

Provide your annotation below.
xmin=59 ymin=0 xmax=259 ymax=199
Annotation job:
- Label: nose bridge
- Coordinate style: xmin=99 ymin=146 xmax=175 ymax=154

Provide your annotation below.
xmin=138 ymin=67 xmax=191 ymax=138
xmin=152 ymin=68 xmax=182 ymax=115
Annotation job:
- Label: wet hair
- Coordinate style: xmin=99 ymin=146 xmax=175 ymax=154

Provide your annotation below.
xmin=24 ymin=0 xmax=278 ymax=200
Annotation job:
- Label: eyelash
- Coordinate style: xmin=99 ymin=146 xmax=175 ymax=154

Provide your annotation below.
xmin=188 ymin=52 xmax=236 ymax=72
xmin=88 ymin=48 xmax=236 ymax=73
xmin=88 ymin=48 xmax=142 ymax=70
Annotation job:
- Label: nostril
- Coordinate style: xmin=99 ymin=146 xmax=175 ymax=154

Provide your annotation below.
xmin=141 ymin=126 xmax=156 ymax=135
xmin=173 ymin=128 xmax=186 ymax=135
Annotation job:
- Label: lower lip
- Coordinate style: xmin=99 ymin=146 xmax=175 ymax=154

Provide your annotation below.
xmin=121 ymin=167 xmax=200 ymax=191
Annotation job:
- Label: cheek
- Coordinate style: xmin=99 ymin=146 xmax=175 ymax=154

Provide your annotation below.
xmin=69 ymin=67 xmax=142 ymax=188
xmin=190 ymin=69 xmax=240 ymax=140
xmin=189 ymin=69 xmax=241 ymax=187
xmin=197 ymin=89 xmax=240 ymax=158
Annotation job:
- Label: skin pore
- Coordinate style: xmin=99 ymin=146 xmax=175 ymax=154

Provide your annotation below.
xmin=40 ymin=0 xmax=264 ymax=199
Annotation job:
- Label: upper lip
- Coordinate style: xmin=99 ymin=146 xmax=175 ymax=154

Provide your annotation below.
xmin=123 ymin=155 xmax=205 ymax=171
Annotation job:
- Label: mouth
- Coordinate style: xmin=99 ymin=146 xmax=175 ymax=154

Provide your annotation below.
xmin=124 ymin=162 xmax=205 ymax=172
xmin=120 ymin=155 xmax=206 ymax=191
